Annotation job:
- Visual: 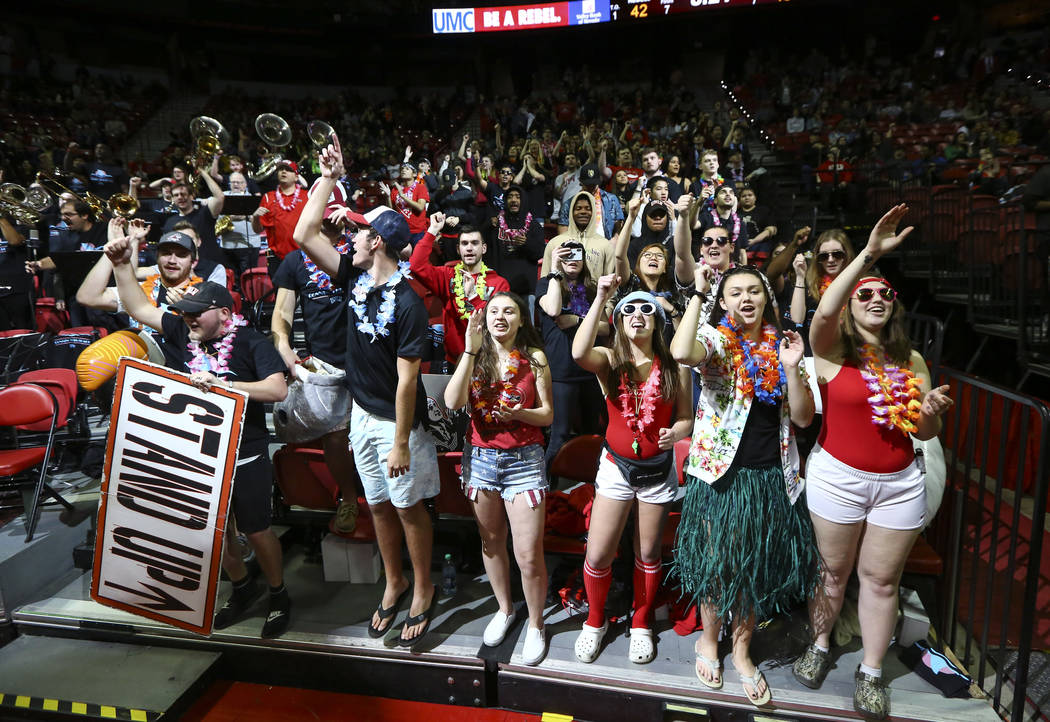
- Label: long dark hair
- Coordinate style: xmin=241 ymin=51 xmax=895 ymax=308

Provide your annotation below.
xmin=606 ymin=306 xmax=680 ymax=403
xmin=632 ymin=242 xmax=674 ymax=295
xmin=709 ymin=266 xmax=782 ymax=331
xmin=558 ymin=251 xmax=598 ymax=304
xmin=840 ymin=274 xmax=911 ymax=365
xmin=474 ymin=292 xmax=546 ymax=389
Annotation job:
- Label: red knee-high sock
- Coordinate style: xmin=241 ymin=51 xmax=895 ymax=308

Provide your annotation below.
xmin=632 ymin=559 xmax=663 ymax=630
xmin=583 ymin=561 xmax=612 ymax=628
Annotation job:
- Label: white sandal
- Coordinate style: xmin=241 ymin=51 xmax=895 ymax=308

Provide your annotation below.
xmin=628 ymin=627 xmax=655 ymax=664
xmin=574 ymin=621 xmax=608 ymax=663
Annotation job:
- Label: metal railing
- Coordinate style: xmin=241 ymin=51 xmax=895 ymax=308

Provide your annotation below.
xmin=930 ymin=366 xmax=1050 ymax=720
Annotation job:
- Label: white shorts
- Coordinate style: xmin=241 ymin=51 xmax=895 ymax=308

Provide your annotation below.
xmin=594 ymin=449 xmax=679 ymax=505
xmin=349 ymin=404 xmax=440 ymax=509
xmin=805 ymin=445 xmax=926 ymax=530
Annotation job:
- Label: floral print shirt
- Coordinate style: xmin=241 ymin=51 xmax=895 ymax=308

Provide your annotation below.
xmin=685 ymin=324 xmax=806 ymax=504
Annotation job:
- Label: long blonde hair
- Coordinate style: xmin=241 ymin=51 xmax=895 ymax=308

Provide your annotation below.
xmin=805 ymin=229 xmax=855 ymax=299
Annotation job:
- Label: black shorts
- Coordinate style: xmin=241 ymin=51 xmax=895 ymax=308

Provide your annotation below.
xmin=230 ymin=442 xmax=273 ymax=535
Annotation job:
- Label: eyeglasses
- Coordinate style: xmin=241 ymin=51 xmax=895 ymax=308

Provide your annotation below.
xmin=701 ymin=236 xmax=730 ymax=247
xmin=499 ymin=170 xmax=514 ymax=176
xmin=817 ymin=250 xmax=847 ymax=262
xmin=620 ymin=302 xmax=657 ymax=316
xmin=854 ymin=287 xmax=896 ymax=303
xmin=640 ymin=252 xmax=665 ymax=261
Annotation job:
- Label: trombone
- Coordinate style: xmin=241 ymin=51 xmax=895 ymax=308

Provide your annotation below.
xmin=0 ymin=183 xmax=50 ymax=224
xmin=35 ymin=172 xmax=106 ymax=221
xmin=107 ymin=193 xmax=140 ymax=219
xmin=252 ymin=113 xmax=292 ymax=181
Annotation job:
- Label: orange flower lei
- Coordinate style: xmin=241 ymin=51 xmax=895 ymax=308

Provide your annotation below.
xmin=858 ymin=344 xmax=923 ymax=435
xmin=819 ymin=274 xmax=832 ymax=297
xmin=717 ymin=318 xmax=785 ymax=404
xmin=470 ymin=348 xmax=527 ymax=424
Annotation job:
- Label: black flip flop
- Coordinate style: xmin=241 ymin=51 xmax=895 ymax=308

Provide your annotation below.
xmin=367 ymin=585 xmax=411 ymax=638
xmin=398 ymin=586 xmax=438 ymax=648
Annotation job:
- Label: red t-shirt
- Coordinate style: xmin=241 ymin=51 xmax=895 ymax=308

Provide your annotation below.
xmin=607 ymin=165 xmax=643 ymax=191
xmin=259 ymin=186 xmax=308 ymax=259
xmin=391 ymin=180 xmax=430 ymax=234
xmin=469 ymin=361 xmax=545 ymax=450
xmin=409 ymin=232 xmax=510 ymax=361
xmin=818 ymin=363 xmax=915 ymax=473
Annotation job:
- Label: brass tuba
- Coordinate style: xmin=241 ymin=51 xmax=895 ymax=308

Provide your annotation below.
xmin=0 ymin=183 xmax=49 ymax=224
xmin=306 ymin=120 xmax=336 ymax=149
xmin=252 ymin=113 xmax=292 ymax=181
xmin=187 ymin=116 xmax=228 ymax=175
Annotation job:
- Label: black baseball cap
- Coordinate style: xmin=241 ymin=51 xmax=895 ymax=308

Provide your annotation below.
xmin=157 ymin=231 xmax=197 ymax=257
xmin=579 ymin=164 xmax=601 ymax=186
xmin=170 ymin=282 xmax=234 ymax=314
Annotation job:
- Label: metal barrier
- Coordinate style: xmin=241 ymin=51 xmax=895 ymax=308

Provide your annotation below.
xmin=930 ymin=366 xmax=1050 ymax=721
xmin=908 ymin=312 xmax=946 ymax=374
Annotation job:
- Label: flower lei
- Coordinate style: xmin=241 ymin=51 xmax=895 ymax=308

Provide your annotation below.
xmin=717 ymin=315 xmax=785 ymax=405
xmin=470 ymin=348 xmax=527 ymax=424
xmin=304 ymin=241 xmax=350 ymax=291
xmin=498 ymin=211 xmax=533 ymax=252
xmin=819 ymin=274 xmax=832 ymax=297
xmin=187 ymin=313 xmax=246 ymax=374
xmin=710 ymin=208 xmax=741 ymax=244
xmin=274 ymin=185 xmax=303 ymax=211
xmin=698 ymin=173 xmax=725 ymax=210
xmin=567 ymin=281 xmax=590 ymax=317
xmin=618 ymin=357 xmax=662 ymax=456
xmin=859 ymin=344 xmax=923 ymax=435
xmin=452 ymin=262 xmax=488 ymax=320
xmin=349 ymin=261 xmax=412 ymax=342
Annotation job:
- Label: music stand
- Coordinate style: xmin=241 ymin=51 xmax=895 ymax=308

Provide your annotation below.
xmin=50 ymin=251 xmax=105 ymax=293
xmin=222 ymin=195 xmax=261 ymax=216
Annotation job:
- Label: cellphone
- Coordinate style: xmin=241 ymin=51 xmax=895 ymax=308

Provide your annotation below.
xmin=568 ymin=248 xmax=583 ymax=262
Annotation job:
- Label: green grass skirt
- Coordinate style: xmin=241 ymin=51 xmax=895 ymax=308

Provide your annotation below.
xmin=671 ymin=465 xmax=820 ymax=622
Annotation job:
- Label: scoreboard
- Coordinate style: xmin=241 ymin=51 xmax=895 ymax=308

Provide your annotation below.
xmin=432 ymin=0 xmax=793 ymax=33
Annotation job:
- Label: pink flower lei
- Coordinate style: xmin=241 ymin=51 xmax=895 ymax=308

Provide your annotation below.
xmin=187 ymin=313 xmax=246 ymax=375
xmin=275 ymin=186 xmax=303 ymax=212
xmin=618 ymin=357 xmax=662 ymax=456
xmin=709 ymin=208 xmax=741 ymax=244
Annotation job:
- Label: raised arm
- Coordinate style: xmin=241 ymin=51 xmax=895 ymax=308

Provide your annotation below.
xmin=444 ymin=309 xmax=482 ymax=410
xmin=292 ymin=136 xmax=345 ymax=277
xmin=780 ymin=330 xmax=814 ymax=427
xmin=104 ymin=231 xmax=164 ymax=331
xmin=670 ymin=293 xmax=709 ymax=368
xmin=811 ymin=205 xmax=913 ymax=357
xmin=199 ymin=165 xmax=225 ymax=217
xmin=788 ymin=253 xmax=808 ymax=325
xmin=674 ymin=196 xmax=701 ymax=286
xmin=571 ymin=273 xmax=617 ymax=375
xmin=615 ymin=196 xmax=642 ymax=280
xmin=765 ymin=226 xmax=810 ymax=285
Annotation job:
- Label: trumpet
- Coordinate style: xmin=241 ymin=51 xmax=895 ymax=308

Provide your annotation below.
xmin=0 ymin=183 xmax=50 ymax=224
xmin=107 ymin=193 xmax=140 ymax=219
xmin=35 ymin=172 xmax=106 ymax=221
xmin=252 ymin=113 xmax=292 ymax=181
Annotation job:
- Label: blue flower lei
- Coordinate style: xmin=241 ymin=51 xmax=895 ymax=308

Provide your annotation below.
xmin=304 ymin=241 xmax=350 ymax=291
xmin=719 ymin=314 xmax=786 ymax=405
xmin=349 ymin=260 xmax=412 ymax=342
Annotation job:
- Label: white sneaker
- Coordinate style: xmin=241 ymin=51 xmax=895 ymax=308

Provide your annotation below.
xmin=521 ymin=626 xmax=547 ymax=666
xmin=482 ymin=610 xmax=516 ymax=647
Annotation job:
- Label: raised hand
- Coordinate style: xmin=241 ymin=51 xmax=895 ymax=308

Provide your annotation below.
xmin=779 ymin=329 xmax=805 ymax=368
xmin=107 ymin=216 xmax=128 ymax=243
xmin=428 ymin=211 xmax=446 ymax=236
xmin=697 ymin=263 xmax=716 ymax=295
xmin=596 ymin=273 xmax=621 ymax=301
xmin=792 ymin=253 xmax=807 ymax=277
xmin=104 ymin=235 xmax=133 ymax=266
xmin=793 ymin=225 xmax=812 ymax=247
xmin=674 ymin=192 xmax=694 ymax=214
xmin=920 ymin=384 xmax=953 ymax=417
xmin=319 ymin=134 xmax=345 ymax=179
xmin=866 ymin=204 xmax=914 ymax=256
xmin=627 ymin=194 xmax=643 ymax=217
xmin=378 ymin=180 xmax=391 ymax=197
xmin=462 ymin=272 xmax=476 ymax=299
xmin=128 ymin=218 xmax=151 ymax=244
xmin=464 ymin=308 xmax=484 ymax=354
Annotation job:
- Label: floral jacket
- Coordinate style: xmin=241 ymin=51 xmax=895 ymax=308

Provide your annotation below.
xmin=685 ymin=324 xmax=807 ymax=504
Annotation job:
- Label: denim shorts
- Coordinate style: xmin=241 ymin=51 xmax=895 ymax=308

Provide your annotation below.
xmin=462 ymin=443 xmax=547 ymax=508
xmin=348 ymin=404 xmax=440 ymax=509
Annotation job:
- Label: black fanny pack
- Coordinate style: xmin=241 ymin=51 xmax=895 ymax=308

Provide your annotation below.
xmin=605 ymin=445 xmax=675 ymax=488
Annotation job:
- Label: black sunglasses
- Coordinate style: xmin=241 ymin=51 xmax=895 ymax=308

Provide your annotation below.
xmin=701 ymin=236 xmax=730 ymax=247
xmin=854 ymin=287 xmax=896 ymax=302
xmin=620 ymin=302 xmax=657 ymax=316
xmin=817 ymin=250 xmax=847 ymax=262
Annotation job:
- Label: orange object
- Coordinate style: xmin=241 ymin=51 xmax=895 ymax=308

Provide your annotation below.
xmin=75 ymin=330 xmax=149 ymax=391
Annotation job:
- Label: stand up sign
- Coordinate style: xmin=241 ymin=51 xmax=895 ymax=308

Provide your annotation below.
xmin=91 ymin=357 xmax=246 ymax=635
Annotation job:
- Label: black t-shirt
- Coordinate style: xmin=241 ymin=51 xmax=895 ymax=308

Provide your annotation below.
xmin=534 ymin=276 xmax=593 ymax=383
xmin=273 ymin=250 xmax=348 ymax=367
xmin=0 ymin=229 xmax=31 ymax=293
xmin=52 ymin=223 xmax=106 ymax=252
xmin=162 ymin=206 xmax=222 ymax=263
xmin=699 ymin=209 xmax=750 ymax=254
xmin=739 ymin=205 xmax=774 ymax=253
xmin=335 ymin=255 xmax=428 ymax=425
xmin=85 ymin=161 xmax=129 ymax=199
xmin=483 ymin=211 xmax=545 ymax=297
xmin=160 ymin=312 xmax=285 ymax=445
xmin=725 ymin=398 xmax=781 ymax=479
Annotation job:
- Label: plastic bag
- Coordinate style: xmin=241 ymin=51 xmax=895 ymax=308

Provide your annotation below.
xmin=273 ymin=357 xmax=351 ymax=443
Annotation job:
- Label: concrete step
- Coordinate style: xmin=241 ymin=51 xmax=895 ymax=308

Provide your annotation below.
xmin=0 ymin=635 xmax=219 ymax=720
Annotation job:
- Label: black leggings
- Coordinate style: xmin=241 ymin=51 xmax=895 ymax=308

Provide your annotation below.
xmin=545 ymin=378 xmax=604 ymax=473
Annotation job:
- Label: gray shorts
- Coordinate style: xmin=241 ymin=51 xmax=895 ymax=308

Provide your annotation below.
xmin=348 ymin=404 xmax=440 ymax=509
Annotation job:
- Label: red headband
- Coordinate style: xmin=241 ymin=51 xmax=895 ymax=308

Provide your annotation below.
xmin=851 ymin=276 xmax=893 ymax=298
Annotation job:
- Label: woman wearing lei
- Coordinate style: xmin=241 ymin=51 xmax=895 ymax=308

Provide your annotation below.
xmin=793 ymin=205 xmax=952 ymax=720
xmin=443 ymin=294 xmax=553 ymax=666
xmin=536 ymin=240 xmax=606 ymax=471
xmin=570 ymin=276 xmax=692 ymax=666
xmin=670 ymin=265 xmax=819 ymax=708
xmin=786 ymin=229 xmax=856 ymax=335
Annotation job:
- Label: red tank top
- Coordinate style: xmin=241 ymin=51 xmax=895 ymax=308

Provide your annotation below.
xmin=469 ymin=364 xmax=545 ymax=450
xmin=818 ymin=362 xmax=915 ymax=473
xmin=605 ymin=387 xmax=675 ymax=459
